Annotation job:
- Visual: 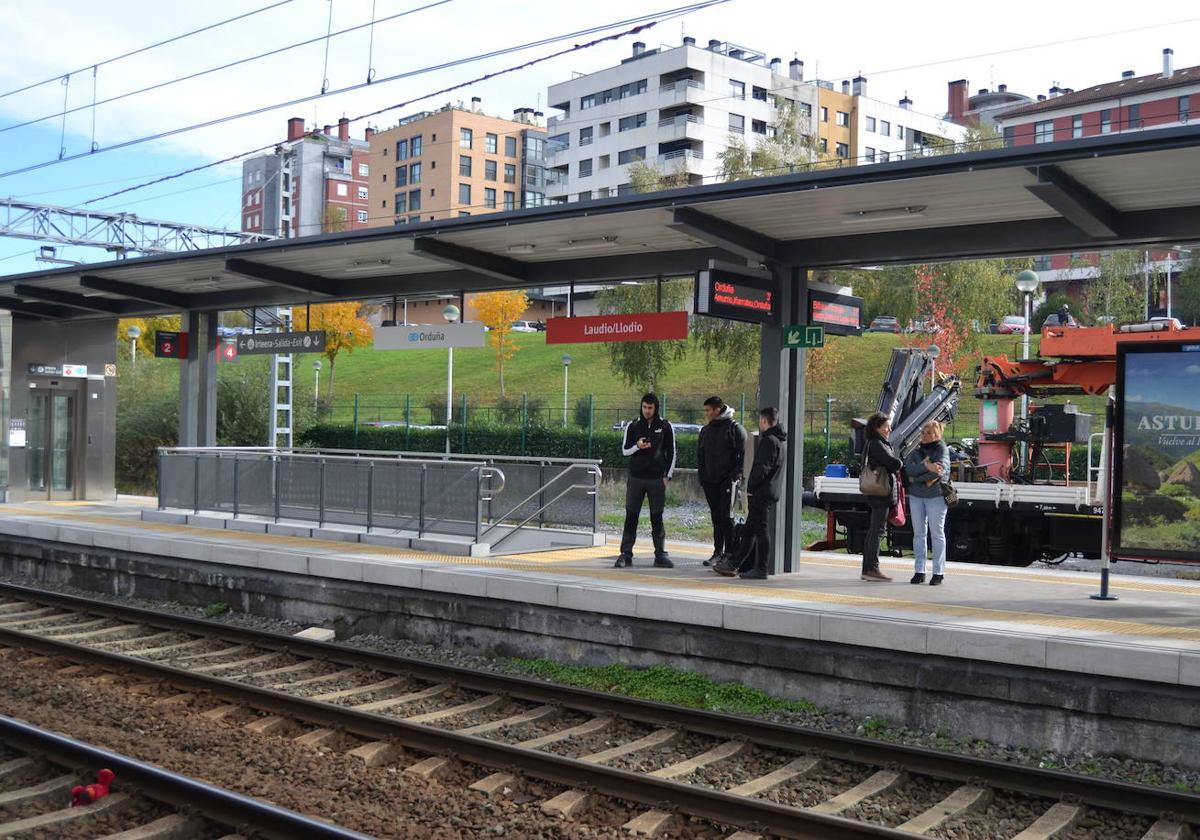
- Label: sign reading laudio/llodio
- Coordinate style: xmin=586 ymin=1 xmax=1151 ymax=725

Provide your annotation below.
xmin=374 ymin=322 xmax=486 ymax=350
xmin=1114 ymin=342 xmax=1200 ymax=563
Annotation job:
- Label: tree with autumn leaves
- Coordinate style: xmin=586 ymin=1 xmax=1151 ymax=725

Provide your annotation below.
xmin=472 ymin=290 xmax=529 ymax=396
xmin=295 ymin=301 xmax=374 ymax=401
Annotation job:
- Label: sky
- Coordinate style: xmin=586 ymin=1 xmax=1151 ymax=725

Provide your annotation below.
xmin=1125 ymin=352 xmax=1200 ymax=409
xmin=2 ymin=0 xmax=1199 ymax=274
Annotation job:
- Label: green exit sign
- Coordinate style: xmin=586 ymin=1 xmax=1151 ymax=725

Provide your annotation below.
xmin=783 ymin=325 xmax=825 ymax=349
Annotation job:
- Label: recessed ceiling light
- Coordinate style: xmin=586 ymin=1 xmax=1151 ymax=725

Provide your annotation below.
xmin=555 ymin=235 xmax=619 ymax=252
xmin=344 ymin=259 xmax=392 ymax=274
xmin=507 ymin=244 xmax=536 ymax=254
xmin=842 ymin=205 xmax=926 ymax=224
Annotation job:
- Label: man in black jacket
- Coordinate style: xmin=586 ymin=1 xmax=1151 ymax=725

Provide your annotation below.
xmin=615 ymin=393 xmax=675 ymax=568
xmin=729 ymin=407 xmax=788 ymax=579
xmin=697 ymin=396 xmax=747 ymax=567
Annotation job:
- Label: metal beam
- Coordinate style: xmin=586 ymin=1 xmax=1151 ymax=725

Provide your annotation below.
xmin=526 ymin=247 xmax=731 ymax=284
xmin=79 ymin=275 xmax=193 ymax=309
xmin=1024 ymin=165 xmax=1121 ymax=238
xmin=412 ymin=237 xmax=528 ymax=283
xmin=669 ymin=207 xmax=780 ymax=263
xmin=12 ymin=283 xmax=132 ymax=314
xmin=223 ymin=258 xmax=335 ymax=297
xmin=0 ymin=295 xmax=71 ymax=319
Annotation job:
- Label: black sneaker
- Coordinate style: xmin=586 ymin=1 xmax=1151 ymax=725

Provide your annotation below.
xmin=613 ymin=555 xmax=632 ymax=568
xmin=929 ymin=574 xmax=944 ymax=586
xmin=653 ymin=556 xmax=674 ymax=569
xmin=739 ymin=568 xmax=768 ymax=580
xmin=910 ymin=573 xmax=925 ymax=585
xmin=703 ymin=552 xmax=721 ymax=567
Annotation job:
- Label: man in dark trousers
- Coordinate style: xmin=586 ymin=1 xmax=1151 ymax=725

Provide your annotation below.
xmin=615 ymin=393 xmax=675 ymax=568
xmin=722 ymin=407 xmax=788 ymax=579
xmin=697 ymin=396 xmax=747 ymax=567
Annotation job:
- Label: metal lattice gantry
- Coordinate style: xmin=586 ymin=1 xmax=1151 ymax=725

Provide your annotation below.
xmin=0 ymin=198 xmax=274 ymax=256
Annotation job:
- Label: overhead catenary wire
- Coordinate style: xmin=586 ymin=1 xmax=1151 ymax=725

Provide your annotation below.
xmin=0 ymin=0 xmax=297 ymax=101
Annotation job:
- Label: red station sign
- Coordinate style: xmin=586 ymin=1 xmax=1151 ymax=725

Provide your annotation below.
xmin=546 ymin=311 xmax=689 ymax=345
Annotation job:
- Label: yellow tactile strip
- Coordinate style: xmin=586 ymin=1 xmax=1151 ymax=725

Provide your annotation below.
xmin=2 ymin=508 xmax=1200 ymax=643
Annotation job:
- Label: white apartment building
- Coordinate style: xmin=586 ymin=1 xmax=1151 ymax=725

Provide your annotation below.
xmin=848 ymin=80 xmax=968 ymax=165
xmin=544 ymin=38 xmax=818 ymax=202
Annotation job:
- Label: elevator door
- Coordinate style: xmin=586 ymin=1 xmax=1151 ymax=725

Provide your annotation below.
xmin=27 ymin=391 xmax=78 ymax=500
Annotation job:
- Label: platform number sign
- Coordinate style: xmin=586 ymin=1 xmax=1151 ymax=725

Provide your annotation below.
xmin=154 ymin=331 xmax=187 ymax=359
xmin=219 ymin=341 xmax=238 ymax=362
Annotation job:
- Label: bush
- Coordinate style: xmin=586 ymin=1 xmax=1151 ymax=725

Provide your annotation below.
xmin=1032 ymin=292 xmax=1076 ymax=330
xmin=1122 ymin=494 xmax=1188 ymax=525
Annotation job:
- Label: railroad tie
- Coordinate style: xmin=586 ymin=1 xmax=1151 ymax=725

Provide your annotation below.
xmin=896 ymin=784 xmax=993 ymax=834
xmin=311 ymin=675 xmax=408 ymax=701
xmin=0 ymin=607 xmax=60 ymax=624
xmin=622 ymin=809 xmax=676 ymax=837
xmin=152 ymin=693 xmax=195 ymax=708
xmin=254 ymin=659 xmax=325 ymax=680
xmin=541 ymin=790 xmax=593 ymax=819
xmin=53 ymin=624 xmax=139 ymax=642
xmin=18 ymin=656 xmax=57 ymax=668
xmin=351 ymin=683 xmax=450 ymax=713
xmin=809 ymin=769 xmax=908 ymax=815
xmin=469 ymin=773 xmax=518 ymax=798
xmin=1 ymin=612 xmax=86 ymax=629
xmin=1011 ymin=802 xmax=1088 ymax=840
xmin=94 ymin=631 xmax=177 ymax=651
xmin=405 ymin=694 xmax=503 ymax=724
xmin=200 ymin=704 xmax=242 ymax=722
xmin=0 ymin=601 xmax=35 ymax=614
xmin=346 ymin=741 xmax=402 ymax=767
xmin=649 ymin=740 xmax=747 ymax=779
xmin=0 ymin=792 xmax=131 ymax=836
xmin=273 ymin=666 xmax=361 ymax=690
xmin=0 ymin=774 xmax=78 ymax=807
xmin=724 ymin=833 xmax=764 ymax=840
xmin=293 ymin=728 xmax=342 ymax=749
xmin=190 ymin=651 xmax=286 ymax=675
xmin=1142 ymin=820 xmax=1195 ymax=840
xmin=458 ymin=704 xmax=557 ymax=736
xmin=94 ymin=813 xmax=208 ymax=840
xmin=518 ymin=716 xmax=613 ymax=750
xmin=55 ymin=665 xmax=89 ymax=675
xmin=243 ymin=715 xmax=292 ymax=736
xmin=728 ymin=756 xmax=821 ymax=797
xmin=40 ymin=618 xmax=112 ymax=636
xmin=123 ymin=638 xmax=211 ymax=657
xmin=581 ymin=728 xmax=679 ymax=764
xmin=0 ymin=757 xmax=35 ymax=781
xmin=403 ymin=755 xmax=456 ymax=780
xmin=168 ymin=644 xmax=249 ymax=664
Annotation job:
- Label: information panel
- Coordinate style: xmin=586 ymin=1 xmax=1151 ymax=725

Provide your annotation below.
xmin=236 ymin=330 xmax=327 ymax=355
xmin=695 ymin=268 xmax=776 ymax=323
xmin=1112 ymin=341 xmax=1200 ymax=563
xmin=808 ymin=288 xmax=863 ymax=336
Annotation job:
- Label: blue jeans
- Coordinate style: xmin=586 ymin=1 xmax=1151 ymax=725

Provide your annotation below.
xmin=909 ymin=494 xmax=948 ymax=575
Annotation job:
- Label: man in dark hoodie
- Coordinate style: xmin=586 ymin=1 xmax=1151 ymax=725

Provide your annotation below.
xmin=736 ymin=407 xmax=788 ymax=579
xmin=615 ymin=393 xmax=675 ymax=568
xmin=697 ymin=396 xmax=747 ymax=567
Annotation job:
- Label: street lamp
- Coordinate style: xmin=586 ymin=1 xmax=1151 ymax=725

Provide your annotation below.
xmin=1016 ymin=269 xmax=1040 ymax=470
xmin=561 ymin=354 xmax=572 ymax=427
xmin=312 ymin=359 xmax=322 ymax=408
xmin=442 ymin=303 xmax=460 ymax=454
xmin=125 ymin=324 xmax=141 ymax=368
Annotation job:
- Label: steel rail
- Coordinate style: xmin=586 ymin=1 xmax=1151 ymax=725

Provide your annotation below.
xmin=0 ymin=714 xmax=371 ymax=840
xmin=1 ymin=581 xmax=1197 ymax=826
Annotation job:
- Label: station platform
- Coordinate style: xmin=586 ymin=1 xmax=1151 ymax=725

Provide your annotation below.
xmin=0 ymin=497 xmax=1196 ymax=689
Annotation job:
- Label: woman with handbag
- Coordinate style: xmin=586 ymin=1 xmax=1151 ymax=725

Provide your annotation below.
xmin=903 ymin=420 xmax=951 ymax=586
xmin=860 ymin=412 xmax=902 ymax=581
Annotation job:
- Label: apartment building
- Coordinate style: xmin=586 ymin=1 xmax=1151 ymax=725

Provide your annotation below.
xmin=365 ymin=102 xmax=550 ymax=227
xmin=241 ymin=117 xmax=372 ymax=238
xmin=827 ymin=77 xmax=966 ymax=165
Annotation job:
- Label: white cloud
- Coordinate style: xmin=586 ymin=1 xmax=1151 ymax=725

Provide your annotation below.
xmin=1185 ymin=365 xmax=1200 ymax=375
xmin=1126 ymin=394 xmax=1146 ymax=403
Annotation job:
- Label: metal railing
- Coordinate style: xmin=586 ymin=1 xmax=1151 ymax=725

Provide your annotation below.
xmin=157 ymin=447 xmax=600 ymax=546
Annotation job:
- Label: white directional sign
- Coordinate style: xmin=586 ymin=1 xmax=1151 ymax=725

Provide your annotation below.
xmin=374 ymin=322 xmax=487 ymax=350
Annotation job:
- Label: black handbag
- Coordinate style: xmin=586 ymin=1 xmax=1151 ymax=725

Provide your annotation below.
xmin=940 ymin=479 xmax=959 ymax=507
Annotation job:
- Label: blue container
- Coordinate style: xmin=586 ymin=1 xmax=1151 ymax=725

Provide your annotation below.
xmin=824 ymin=464 xmax=849 ymax=478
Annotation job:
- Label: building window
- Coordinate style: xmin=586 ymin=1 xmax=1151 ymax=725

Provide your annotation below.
xmin=728 ymin=113 xmax=745 ymax=134
xmin=336 ymin=183 xmax=348 ymax=196
xmin=1128 ymin=103 xmax=1141 ymax=128
xmin=408 ymin=189 xmax=421 ymax=211
xmin=411 ymin=214 xmax=423 ymax=223
xmin=820 ymin=106 xmax=828 ymax=122
xmin=1100 ymin=109 xmax=1112 ymax=133
xmin=1072 ymin=115 xmax=1083 ymax=138
xmin=484 ymin=187 xmax=496 ymax=209
xmin=895 ymin=123 xmax=903 ymax=138
xmin=865 ymin=146 xmax=876 ymax=162
xmin=357 ymin=186 xmax=368 ymax=200
xmin=752 ymin=119 xmax=767 ymax=135
xmin=752 ymin=85 xmax=767 ymax=102
xmin=357 ymin=210 xmax=368 ymax=223
xmin=729 ymin=79 xmax=745 ymax=100
xmin=579 ymin=126 xmax=593 ymax=146
xmin=460 ymin=128 xmax=473 ymax=148
xmin=503 ymin=191 xmax=516 ymax=210
xmin=618 ymin=113 xmax=647 ymax=131
xmin=579 ymin=158 xmax=592 ymax=178
xmin=1180 ymin=95 xmax=1192 ymax=122
xmin=504 ymin=163 xmax=516 ymax=183
xmin=505 ymin=135 xmax=518 ymax=156
xmin=459 ymin=155 xmax=472 ymax=177
xmin=581 ymin=94 xmax=596 ymax=110
xmin=617 ymin=147 xmax=646 ymax=165
xmin=865 ymin=116 xmax=876 ymax=132
xmin=1034 ymin=120 xmax=1053 ymax=144
xmin=879 ymin=119 xmax=890 ymax=135
xmin=459 ymin=211 xmax=471 ymax=218
xmin=577 ymin=191 xmax=592 ymax=202
xmin=358 ymin=163 xmax=369 ymax=177
xmin=835 ymin=111 xmax=849 ymax=127
xmin=835 ymin=142 xmax=849 ymax=158
xmin=382 ymin=173 xmax=387 ymax=184
xmin=411 ymin=135 xmax=422 ymax=155
xmin=395 ymin=193 xmax=407 ymax=213
xmin=880 ymin=150 xmax=890 ymax=162
xmin=409 ymin=162 xmax=421 ymax=183
xmin=485 ymin=133 xmax=497 ymax=153
xmin=396 ymin=140 xmax=408 ymax=159
xmin=1003 ymin=126 xmax=1015 ymax=146
xmin=484 ymin=160 xmax=497 ymax=180
xmin=458 ymin=183 xmax=471 ymax=205
xmin=819 ymin=137 xmax=828 ymax=153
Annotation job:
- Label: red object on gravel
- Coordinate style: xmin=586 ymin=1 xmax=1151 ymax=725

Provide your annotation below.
xmin=71 ymin=768 xmax=115 ymax=806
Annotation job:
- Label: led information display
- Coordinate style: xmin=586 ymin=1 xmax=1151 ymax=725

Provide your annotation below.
xmin=808 ymin=288 xmax=864 ymax=336
xmin=695 ymin=268 xmax=776 ymax=323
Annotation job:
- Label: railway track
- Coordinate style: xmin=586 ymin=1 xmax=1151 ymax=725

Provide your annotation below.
xmin=0 ymin=581 xmax=1196 ymax=840
xmin=0 ymin=712 xmax=368 ymax=839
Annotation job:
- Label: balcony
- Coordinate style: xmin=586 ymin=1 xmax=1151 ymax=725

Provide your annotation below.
xmin=657 ymin=113 xmax=705 ymax=142
xmin=658 ymin=79 xmax=705 ymax=105
xmin=657 ymin=148 xmax=704 ymax=170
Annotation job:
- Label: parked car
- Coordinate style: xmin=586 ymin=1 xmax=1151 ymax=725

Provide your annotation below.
xmin=1041 ymin=312 xmax=1078 ymax=328
xmin=1094 ymin=315 xmax=1117 ymax=325
xmin=997 ymin=315 xmax=1029 ymax=335
xmin=866 ymin=316 xmax=901 ymax=334
xmin=1150 ymin=316 xmax=1184 ymax=329
xmin=908 ymin=317 xmax=939 ymax=334
xmin=510 ymin=321 xmax=538 ymax=333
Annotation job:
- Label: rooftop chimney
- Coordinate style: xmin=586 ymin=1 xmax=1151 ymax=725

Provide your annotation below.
xmin=1048 ymin=86 xmax=1061 ymax=98
xmin=769 ymin=57 xmax=781 ymax=74
xmin=287 ymin=117 xmax=305 ymax=141
xmin=1037 ymin=94 xmax=1047 ymax=102
xmin=998 ymin=84 xmax=1007 ymax=93
xmin=948 ymin=79 xmax=969 ymax=123
xmin=364 ymin=127 xmax=375 ymax=141
xmin=1122 ymin=70 xmax=1135 ymax=79
xmin=789 ymin=58 xmax=803 ymax=81
xmin=852 ymin=75 xmax=867 ymax=97
xmin=471 ymin=96 xmax=481 ymax=112
xmin=323 ymin=124 xmax=333 ymax=136
xmin=978 ymin=88 xmax=988 ymax=95
xmin=1163 ymin=47 xmax=1174 ymax=78
xmin=899 ymin=95 xmax=912 ymax=110
xmin=632 ymin=41 xmax=645 ymax=56
xmin=337 ymin=117 xmax=349 ymax=141
xmin=708 ymin=39 xmax=721 ymax=51
xmin=682 ymin=36 xmax=695 ymax=46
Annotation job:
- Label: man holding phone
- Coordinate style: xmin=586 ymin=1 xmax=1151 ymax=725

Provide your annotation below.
xmin=615 ymin=393 xmax=675 ymax=568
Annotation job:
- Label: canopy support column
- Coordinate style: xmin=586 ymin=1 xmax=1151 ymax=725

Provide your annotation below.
xmin=179 ymin=311 xmax=218 ymax=447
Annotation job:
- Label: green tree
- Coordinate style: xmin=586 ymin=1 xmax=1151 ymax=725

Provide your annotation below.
xmin=928 ymin=121 xmax=1004 ymax=156
xmin=1176 ymin=253 xmax=1200 ymax=326
xmin=596 ymin=279 xmax=690 ymax=391
xmin=1083 ymin=250 xmax=1145 ymax=324
xmin=717 ymin=101 xmax=821 ymax=181
xmin=627 ymin=160 xmax=690 ymax=192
